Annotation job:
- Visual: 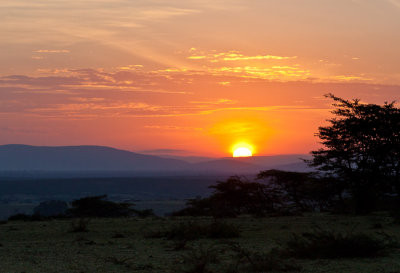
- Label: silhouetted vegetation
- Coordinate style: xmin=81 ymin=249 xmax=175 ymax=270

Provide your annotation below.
xmin=174 ymin=94 xmax=400 ymax=217
xmin=69 ymin=218 xmax=90 ymax=232
xmin=67 ymin=195 xmax=155 ymax=218
xmin=174 ymin=176 xmax=278 ymax=217
xmin=68 ymin=195 xmax=134 ymax=217
xmin=177 ymin=245 xmax=220 ymax=273
xmin=174 ymin=173 xmax=345 ymax=217
xmin=309 ymin=94 xmax=400 ymax=214
xmin=227 ymin=244 xmax=301 ymax=272
xmin=8 ymin=213 xmax=46 ymax=221
xmin=146 ymin=221 xmax=240 ymax=241
xmin=257 ymin=169 xmax=346 ymax=212
xmin=34 ymin=200 xmax=68 ymax=217
xmin=283 ymin=227 xmax=396 ymax=259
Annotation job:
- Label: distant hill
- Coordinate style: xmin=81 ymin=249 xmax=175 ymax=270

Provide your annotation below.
xmin=0 ymin=144 xmax=312 ymax=175
xmin=0 ymin=144 xmax=190 ymax=172
xmin=192 ymin=159 xmax=264 ymax=174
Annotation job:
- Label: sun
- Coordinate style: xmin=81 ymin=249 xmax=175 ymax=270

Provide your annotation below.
xmin=233 ymin=147 xmax=253 ymax=157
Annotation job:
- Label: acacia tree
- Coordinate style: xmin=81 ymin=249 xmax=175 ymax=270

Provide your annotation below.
xmin=257 ymin=169 xmax=344 ymax=212
xmin=309 ymin=94 xmax=400 ymax=213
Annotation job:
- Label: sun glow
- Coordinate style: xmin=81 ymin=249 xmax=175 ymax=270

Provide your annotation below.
xmin=233 ymin=147 xmax=252 ymax=157
xmin=232 ymin=143 xmax=254 ymax=157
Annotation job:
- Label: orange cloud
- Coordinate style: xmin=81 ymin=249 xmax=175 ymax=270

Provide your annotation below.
xmin=33 ymin=49 xmax=70 ymax=53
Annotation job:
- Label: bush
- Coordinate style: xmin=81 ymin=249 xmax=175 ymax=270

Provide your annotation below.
xmin=69 ymin=218 xmax=90 ymax=233
xmin=133 ymin=208 xmax=155 ymax=218
xmin=284 ymin=227 xmax=395 ymax=259
xmin=8 ymin=213 xmax=30 ymax=221
xmin=34 ymin=200 xmax=68 ymax=217
xmin=146 ymin=221 xmax=240 ymax=241
xmin=68 ymin=195 xmax=134 ymax=218
xmin=226 ymin=244 xmax=301 ymax=273
xmin=8 ymin=213 xmax=45 ymax=221
xmin=207 ymin=221 xmax=240 ymax=239
xmin=178 ymin=245 xmax=220 ymax=273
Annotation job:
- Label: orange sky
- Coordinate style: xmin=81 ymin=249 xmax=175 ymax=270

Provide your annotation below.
xmin=1 ymin=0 xmax=400 ymax=156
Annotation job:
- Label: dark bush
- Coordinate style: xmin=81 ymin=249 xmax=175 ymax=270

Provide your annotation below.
xmin=8 ymin=213 xmax=45 ymax=221
xmin=227 ymin=244 xmax=301 ymax=272
xmin=133 ymin=208 xmax=155 ymax=218
xmin=178 ymin=245 xmax=220 ymax=273
xmin=146 ymin=221 xmax=240 ymax=241
xmin=68 ymin=195 xmax=134 ymax=218
xmin=69 ymin=218 xmax=90 ymax=232
xmin=34 ymin=200 xmax=68 ymax=217
xmin=284 ymin=228 xmax=395 ymax=259
xmin=173 ymin=177 xmax=279 ymax=218
xmin=8 ymin=213 xmax=32 ymax=221
xmin=207 ymin=221 xmax=240 ymax=239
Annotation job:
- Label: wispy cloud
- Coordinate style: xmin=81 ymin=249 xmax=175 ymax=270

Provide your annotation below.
xmin=190 ymin=99 xmax=237 ymax=105
xmin=139 ymin=148 xmax=190 ymax=154
xmin=33 ymin=49 xmax=70 ymax=53
xmin=187 ymin=50 xmax=296 ymax=62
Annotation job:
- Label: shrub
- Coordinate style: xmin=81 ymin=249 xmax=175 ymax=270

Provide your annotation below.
xmin=227 ymin=244 xmax=301 ymax=272
xmin=145 ymin=221 xmax=240 ymax=241
xmin=105 ymin=256 xmax=133 ymax=266
xmin=207 ymin=221 xmax=240 ymax=239
xmin=178 ymin=245 xmax=220 ymax=273
xmin=133 ymin=208 xmax=155 ymax=218
xmin=34 ymin=200 xmax=68 ymax=217
xmin=284 ymin=227 xmax=395 ymax=259
xmin=8 ymin=213 xmax=45 ymax=221
xmin=69 ymin=218 xmax=90 ymax=233
xmin=68 ymin=195 xmax=134 ymax=218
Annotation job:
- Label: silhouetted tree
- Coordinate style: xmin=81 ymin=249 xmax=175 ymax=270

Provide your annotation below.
xmin=33 ymin=200 xmax=68 ymax=217
xmin=174 ymin=176 xmax=280 ymax=217
xmin=308 ymin=94 xmax=400 ymax=213
xmin=68 ymin=195 xmax=134 ymax=218
xmin=257 ymin=170 xmax=345 ymax=212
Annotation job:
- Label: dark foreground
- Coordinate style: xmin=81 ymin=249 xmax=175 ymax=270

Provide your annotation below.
xmin=1 ymin=214 xmax=400 ymax=273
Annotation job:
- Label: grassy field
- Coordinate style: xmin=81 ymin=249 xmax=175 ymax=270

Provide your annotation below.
xmin=1 ymin=214 xmax=400 ymax=273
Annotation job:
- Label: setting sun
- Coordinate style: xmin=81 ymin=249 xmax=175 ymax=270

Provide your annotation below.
xmin=233 ymin=147 xmax=253 ymax=157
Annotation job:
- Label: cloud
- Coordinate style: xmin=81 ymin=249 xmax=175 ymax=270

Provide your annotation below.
xmin=187 ymin=50 xmax=296 ymax=63
xmin=212 ymin=66 xmax=311 ymax=80
xmin=0 ymin=127 xmax=47 ymax=134
xmin=0 ymin=66 xmax=398 ymax=120
xmin=144 ymin=125 xmax=203 ymax=131
xmin=117 ymin=65 xmax=144 ymax=71
xmin=190 ymin=99 xmax=237 ymax=105
xmin=33 ymin=49 xmax=70 ymax=53
xmin=329 ymin=75 xmax=372 ymax=81
xmin=139 ymin=148 xmax=189 ymax=155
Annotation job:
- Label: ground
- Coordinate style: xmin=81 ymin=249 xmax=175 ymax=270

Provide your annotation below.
xmin=1 ymin=214 xmax=400 ymax=273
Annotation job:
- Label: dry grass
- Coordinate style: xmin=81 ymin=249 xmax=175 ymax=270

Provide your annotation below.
xmin=1 ymin=214 xmax=400 ymax=272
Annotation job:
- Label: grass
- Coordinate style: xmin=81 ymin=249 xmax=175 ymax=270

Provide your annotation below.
xmin=283 ymin=227 xmax=395 ymax=259
xmin=1 ymin=214 xmax=400 ymax=272
xmin=145 ymin=220 xmax=240 ymax=241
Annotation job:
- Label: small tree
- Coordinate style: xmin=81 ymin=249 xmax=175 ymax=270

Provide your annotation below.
xmin=309 ymin=94 xmax=400 ymax=213
xmin=68 ymin=195 xmax=134 ymax=218
xmin=174 ymin=176 xmax=280 ymax=217
xmin=34 ymin=200 xmax=68 ymax=217
xmin=257 ymin=170 xmax=343 ymax=212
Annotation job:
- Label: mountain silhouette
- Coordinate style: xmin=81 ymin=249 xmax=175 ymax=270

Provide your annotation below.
xmin=0 ymin=144 xmax=310 ymax=174
xmin=0 ymin=144 xmax=190 ymax=172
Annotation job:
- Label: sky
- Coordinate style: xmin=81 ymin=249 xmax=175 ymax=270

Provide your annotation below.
xmin=1 ymin=0 xmax=400 ymax=157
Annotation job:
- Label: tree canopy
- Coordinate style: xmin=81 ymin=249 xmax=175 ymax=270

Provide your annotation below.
xmin=308 ymin=93 xmax=400 ymax=213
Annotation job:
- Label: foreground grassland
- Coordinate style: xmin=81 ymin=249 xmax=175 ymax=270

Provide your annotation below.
xmin=1 ymin=214 xmax=400 ymax=273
